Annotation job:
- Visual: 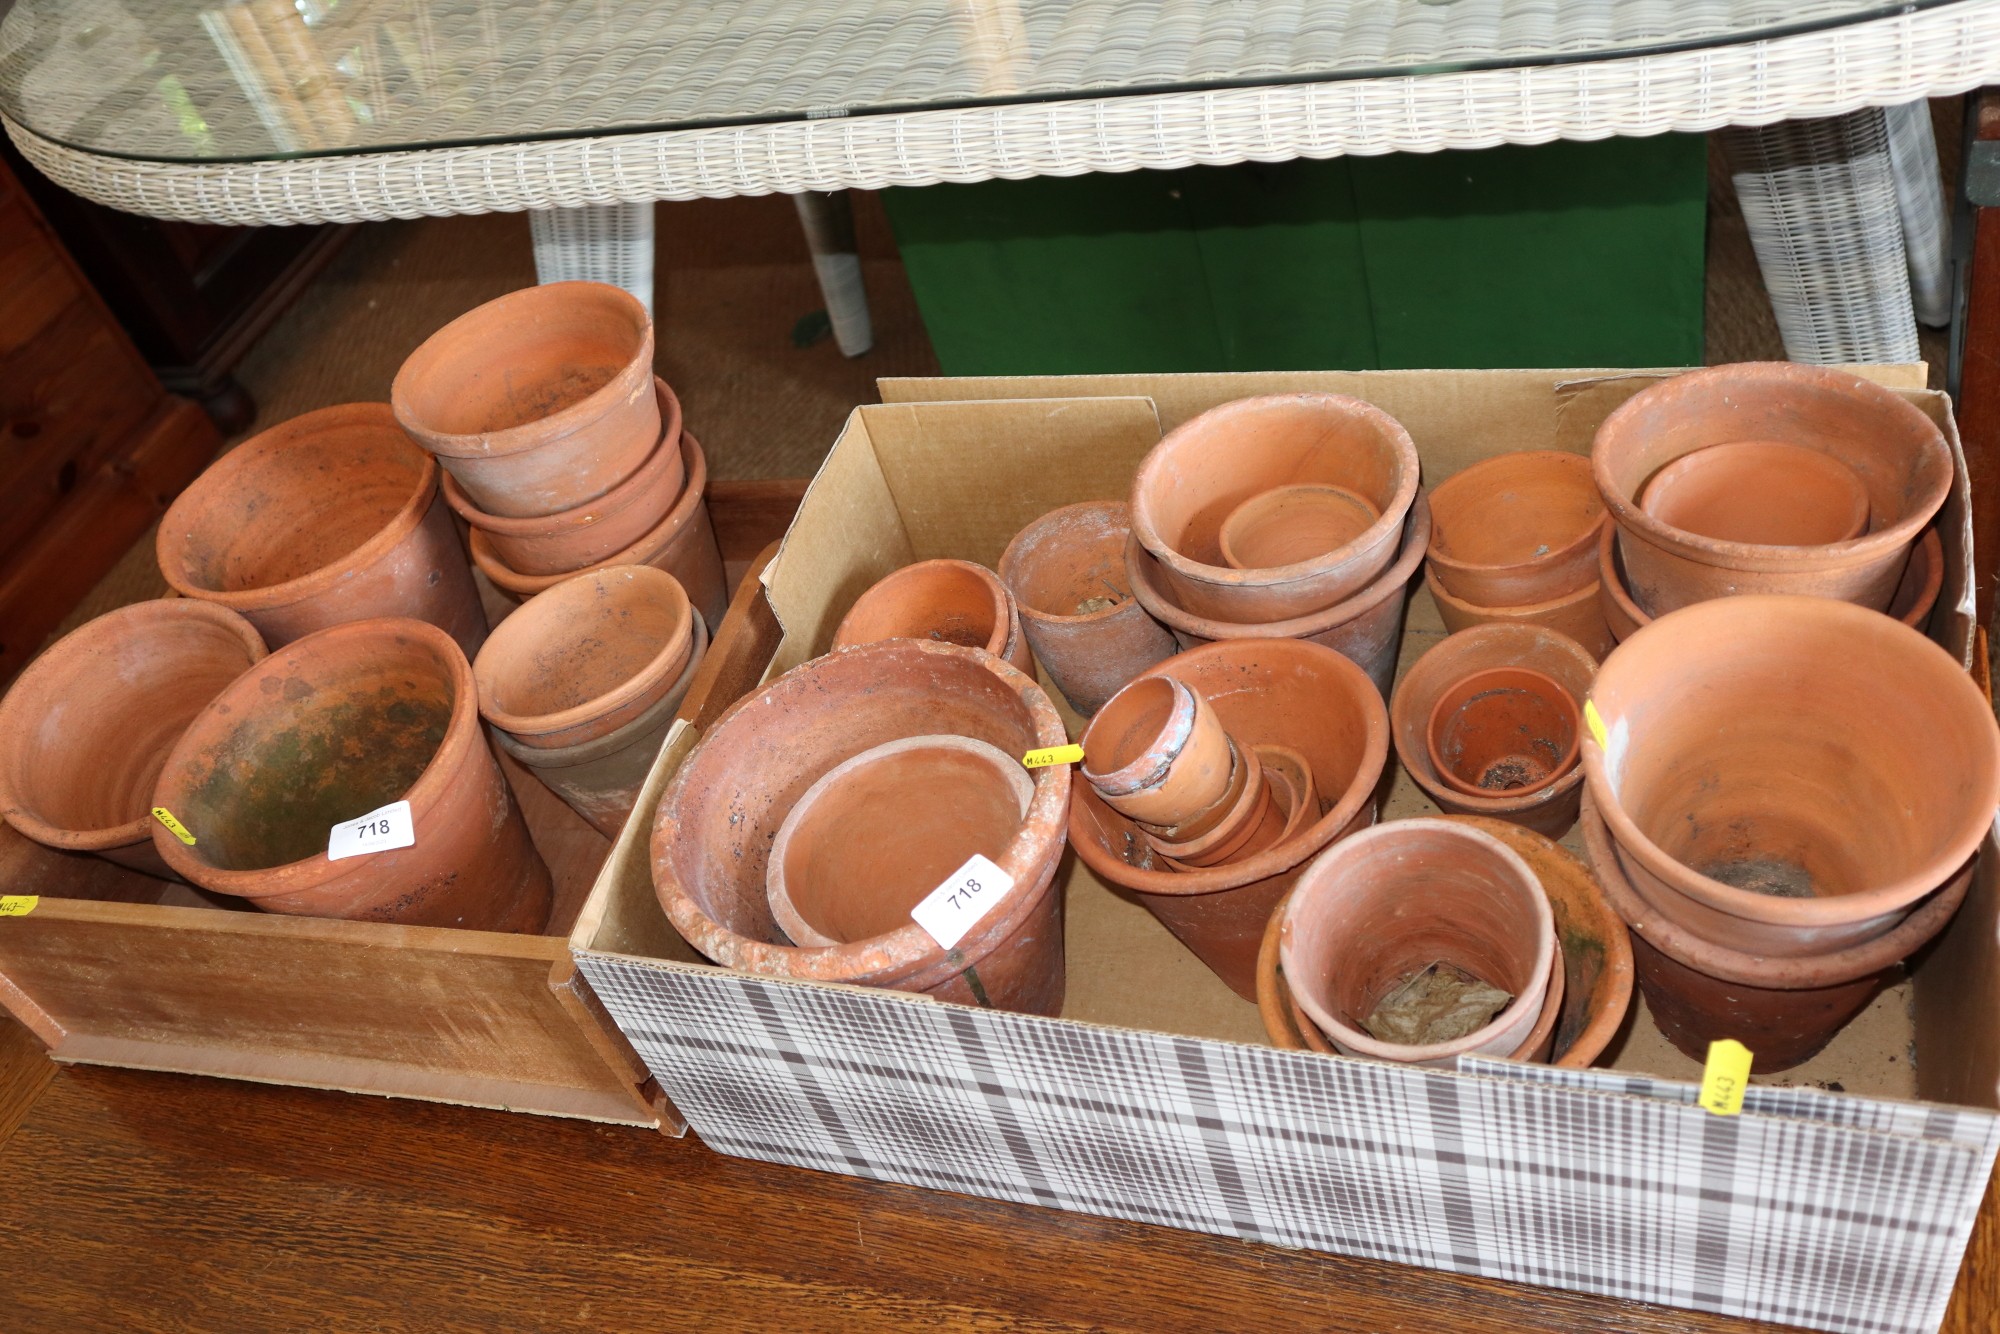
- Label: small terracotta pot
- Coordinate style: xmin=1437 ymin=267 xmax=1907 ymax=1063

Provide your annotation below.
xmin=150 ymin=618 xmax=553 ymax=932
xmin=1592 ymin=363 xmax=1953 ymax=615
xmin=830 ymin=558 xmax=1034 ymax=677
xmin=766 ymin=735 xmax=1034 ymax=947
xmin=442 ymin=377 xmax=686 ymax=576
xmin=653 ymin=639 xmax=1070 ymax=1014
xmin=1424 ymin=566 xmax=1615 ymax=661
xmin=1217 ymin=485 xmax=1383 ymax=571
xmin=1069 ymin=639 xmax=1389 ymax=1001
xmin=1582 ymin=595 xmax=2000 ymax=958
xmin=392 ymin=281 xmax=660 ymax=518
xmin=1256 ymin=745 xmax=1321 ymax=847
xmin=473 ymin=566 xmax=694 ymax=751
xmin=1426 ymin=451 xmax=1605 ymax=606
xmin=1081 ymin=676 xmax=1235 ymax=828
xmin=1137 ymin=736 xmax=1252 ymax=844
xmin=1278 ymin=819 xmax=1557 ymax=1066
xmin=1639 ymin=440 xmax=1871 ymax=547
xmin=1127 ymin=491 xmax=1432 ymax=699
xmin=0 ymin=600 xmax=267 ymax=878
xmin=998 ymin=501 xmax=1177 ymax=716
xmin=1129 ymin=394 xmax=1421 ymax=623
xmin=1148 ymin=746 xmax=1285 ymax=870
xmin=1390 ymin=624 xmax=1597 ymax=839
xmin=471 ymin=430 xmax=729 ymax=629
xmin=1424 ymin=666 xmax=1581 ymax=801
xmin=1580 ymin=792 xmax=1968 ymax=1071
xmin=492 ymin=612 xmax=707 ymax=839
xmin=158 ymin=404 xmax=488 ymax=656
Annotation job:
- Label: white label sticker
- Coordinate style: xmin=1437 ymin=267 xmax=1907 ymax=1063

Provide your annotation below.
xmin=909 ymin=853 xmax=1014 ymax=950
xmin=327 ymin=800 xmax=416 ymax=861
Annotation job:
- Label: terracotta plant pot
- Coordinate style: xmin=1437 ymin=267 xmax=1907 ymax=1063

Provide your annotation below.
xmin=1580 ymin=792 xmax=1968 ymax=1071
xmin=1129 ymin=393 xmax=1421 ymax=623
xmin=392 ymin=281 xmax=660 ymax=518
xmin=1127 ymin=492 xmax=1432 ymax=699
xmin=158 ymin=403 xmax=488 ymax=656
xmin=471 ymin=430 xmax=729 ymax=628
xmin=1068 ymin=639 xmax=1389 ymax=1001
xmin=473 ymin=565 xmax=694 ymax=751
xmin=652 ymin=639 xmax=1070 ymax=1014
xmin=1390 ymin=624 xmax=1597 ymax=839
xmin=1278 ymin=819 xmax=1557 ymax=1066
xmin=1592 ymin=363 xmax=1953 ymax=615
xmin=1582 ymin=595 xmax=2000 ymax=958
xmin=1081 ymin=676 xmax=1235 ymax=828
xmin=1256 ymin=745 xmax=1321 ymax=848
xmin=1424 ymin=666 xmax=1580 ymax=801
xmin=765 ymin=735 xmax=1034 ymax=947
xmin=1426 ymin=451 xmax=1605 ymax=606
xmin=830 ymin=558 xmax=1034 ymax=676
xmin=150 ymin=618 xmax=553 ymax=932
xmin=1639 ymin=440 xmax=1871 ymax=547
xmin=0 ymin=600 xmax=267 ymax=878
xmin=442 ymin=377 xmax=686 ymax=576
xmin=1149 ymin=746 xmax=1286 ymax=870
xmin=492 ymin=612 xmax=707 ymax=839
xmin=1424 ymin=565 xmax=1615 ymax=661
xmin=997 ymin=501 xmax=1177 ymax=716
xmin=1216 ymin=485 xmax=1383 ymax=571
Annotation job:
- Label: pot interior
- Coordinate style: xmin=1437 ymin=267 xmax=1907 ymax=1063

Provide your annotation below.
xmin=1427 ymin=667 xmax=1579 ymax=796
xmin=838 ymin=562 xmax=1005 ymax=653
xmin=400 ymin=287 xmax=646 ymax=436
xmin=482 ymin=571 xmax=688 ymax=720
xmin=1003 ymin=504 xmax=1132 ymax=620
xmin=1429 ymin=451 xmax=1600 ymax=568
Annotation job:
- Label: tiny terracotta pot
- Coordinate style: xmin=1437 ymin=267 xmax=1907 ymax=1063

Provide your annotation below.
xmin=392 ymin=281 xmax=659 ymax=518
xmin=158 ymin=403 xmax=488 ymax=656
xmin=471 ymin=430 xmax=729 ymax=628
xmin=1127 ymin=491 xmax=1432 ymax=699
xmin=1069 ymin=639 xmax=1389 ymax=1001
xmin=1216 ymin=485 xmax=1383 ymax=571
xmin=1582 ymin=595 xmax=2000 ymax=958
xmin=1256 ymin=745 xmax=1321 ymax=848
xmin=474 ymin=565 xmax=694 ymax=751
xmin=1639 ymin=440 xmax=1871 ymax=547
xmin=1081 ymin=676 xmax=1235 ymax=828
xmin=442 ymin=377 xmax=686 ymax=576
xmin=0 ymin=600 xmax=267 ymax=878
xmin=830 ymin=558 xmax=1034 ymax=677
xmin=1426 ymin=451 xmax=1605 ymax=606
xmin=1129 ymin=394 xmax=1421 ymax=623
xmin=766 ymin=735 xmax=1034 ymax=947
xmin=1424 ymin=565 xmax=1615 ymax=661
xmin=998 ymin=501 xmax=1178 ymax=716
xmin=150 ymin=618 xmax=553 ymax=932
xmin=1424 ymin=666 xmax=1581 ymax=801
xmin=653 ymin=639 xmax=1070 ymax=1014
xmin=1592 ymin=363 xmax=1953 ymax=615
xmin=1278 ymin=819 xmax=1556 ymax=1066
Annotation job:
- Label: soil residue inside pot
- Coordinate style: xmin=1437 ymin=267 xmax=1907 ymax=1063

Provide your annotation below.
xmin=1701 ymin=856 xmax=1817 ymax=899
xmin=1476 ymin=751 xmax=1559 ymax=791
xmin=1363 ymin=962 xmax=1514 ymax=1045
xmin=484 ymin=364 xmax=620 ymax=432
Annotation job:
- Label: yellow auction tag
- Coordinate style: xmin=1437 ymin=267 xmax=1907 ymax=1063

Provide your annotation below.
xmin=1583 ymin=698 xmax=1609 ymax=751
xmin=1023 ymin=743 xmax=1085 ymax=769
xmin=1698 ymin=1038 xmax=1754 ymax=1116
xmin=152 ymin=806 xmax=196 ymax=845
xmin=0 ymin=896 xmax=37 ymax=917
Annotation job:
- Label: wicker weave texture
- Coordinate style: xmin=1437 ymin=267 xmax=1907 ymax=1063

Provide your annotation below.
xmin=529 ymin=202 xmax=656 ymax=314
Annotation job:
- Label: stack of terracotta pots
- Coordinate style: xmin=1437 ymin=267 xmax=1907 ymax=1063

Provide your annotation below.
xmin=392 ymin=281 xmax=729 ymax=630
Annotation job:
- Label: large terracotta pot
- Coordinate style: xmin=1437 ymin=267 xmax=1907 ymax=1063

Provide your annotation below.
xmin=998 ymin=501 xmax=1177 ymax=716
xmin=1126 ymin=492 xmax=1431 ymax=699
xmin=831 ymin=559 xmax=1034 ymax=677
xmin=1592 ymin=363 xmax=1953 ymax=615
xmin=392 ymin=281 xmax=660 ymax=518
xmin=1068 ymin=639 xmax=1388 ymax=1002
xmin=1581 ymin=594 xmax=2000 ymax=958
xmin=1424 ymin=565 xmax=1615 ymax=661
xmin=1129 ymin=394 xmax=1420 ymax=623
xmin=150 ymin=618 xmax=553 ymax=932
xmin=652 ymin=639 xmax=1070 ymax=1015
xmin=1426 ymin=451 xmax=1605 ymax=607
xmin=157 ymin=404 xmax=488 ymax=656
xmin=0 ymin=600 xmax=266 ymax=878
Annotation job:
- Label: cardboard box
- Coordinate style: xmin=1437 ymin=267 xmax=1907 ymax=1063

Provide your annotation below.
xmin=571 ymin=369 xmax=2000 ymax=1334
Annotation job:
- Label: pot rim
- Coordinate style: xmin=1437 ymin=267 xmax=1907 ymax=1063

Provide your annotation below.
xmin=157 ymin=403 xmax=438 ymax=613
xmin=1424 ymin=562 xmax=1599 ymax=619
xmin=1080 ymin=677 xmax=1202 ymax=796
xmin=1424 ymin=664 xmax=1582 ymax=802
xmin=999 ymin=499 xmax=1135 ymax=628
xmin=1426 ymin=450 xmax=1606 ymax=583
xmin=489 ymin=610 xmax=709 ymax=770
xmin=0 ymin=599 xmax=268 ymax=852
xmin=830 ymin=558 xmax=1015 ymax=660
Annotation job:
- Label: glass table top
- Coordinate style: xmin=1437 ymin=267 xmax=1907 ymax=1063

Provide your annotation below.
xmin=0 ymin=0 xmax=1965 ymax=164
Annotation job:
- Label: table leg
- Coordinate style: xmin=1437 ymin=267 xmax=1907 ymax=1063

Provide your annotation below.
xmin=528 ymin=202 xmax=657 ymax=317
xmin=1953 ymin=91 xmax=2000 ymax=630
xmin=793 ymin=191 xmax=875 ymax=357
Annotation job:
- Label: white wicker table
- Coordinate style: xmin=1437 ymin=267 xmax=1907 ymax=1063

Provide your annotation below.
xmin=4 ymin=0 xmax=1999 ymax=362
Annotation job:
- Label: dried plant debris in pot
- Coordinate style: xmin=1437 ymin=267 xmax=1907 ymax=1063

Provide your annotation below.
xmin=1363 ymin=962 xmax=1514 ymax=1046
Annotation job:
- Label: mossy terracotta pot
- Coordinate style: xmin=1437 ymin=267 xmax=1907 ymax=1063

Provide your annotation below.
xmin=653 ymin=639 xmax=1070 ymax=1014
xmin=442 ymin=377 xmax=686 ymax=576
xmin=1129 ymin=393 xmax=1420 ymax=623
xmin=1069 ymin=639 xmax=1388 ymax=1001
xmin=150 ymin=618 xmax=553 ymax=932
xmin=765 ymin=734 xmax=1033 ymax=948
xmin=1424 ymin=565 xmax=1615 ymax=661
xmin=1126 ymin=491 xmax=1432 ymax=699
xmin=392 ymin=281 xmax=659 ymax=518
xmin=998 ymin=501 xmax=1177 ymax=716
xmin=158 ymin=403 xmax=488 ymax=657
xmin=0 ymin=600 xmax=267 ymax=878
xmin=1592 ymin=363 xmax=1953 ymax=615
xmin=1424 ymin=666 xmax=1581 ymax=801
xmin=1426 ymin=451 xmax=1605 ymax=607
xmin=1581 ymin=595 xmax=2000 ymax=958
xmin=1638 ymin=440 xmax=1871 ymax=547
xmin=1216 ymin=484 xmax=1383 ymax=571
xmin=1080 ymin=676 xmax=1235 ymax=829
xmin=831 ymin=558 xmax=1034 ymax=677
